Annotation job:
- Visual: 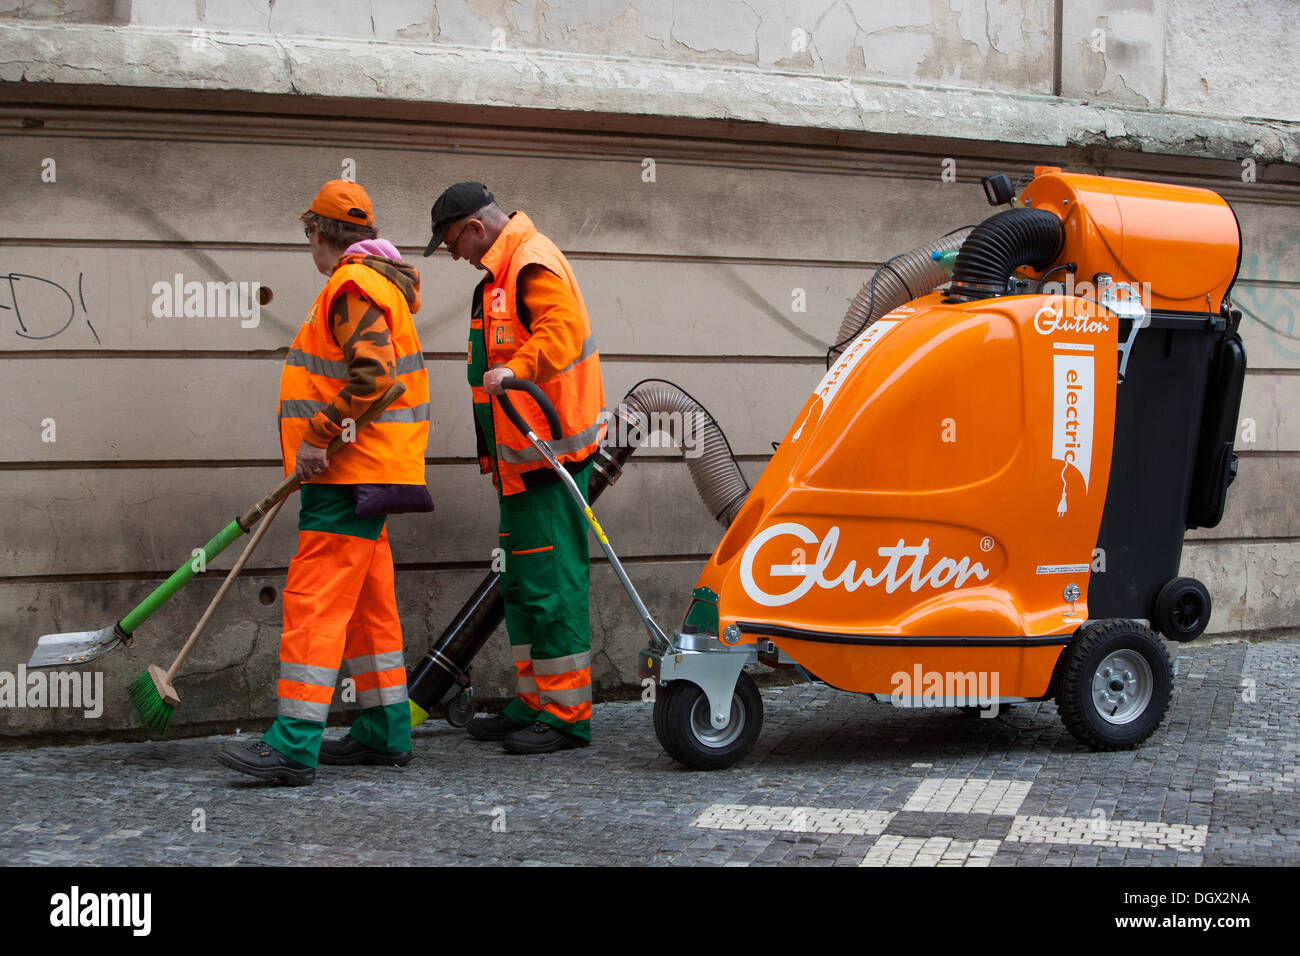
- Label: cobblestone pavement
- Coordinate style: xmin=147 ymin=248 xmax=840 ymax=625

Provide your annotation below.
xmin=1 ymin=637 xmax=1296 ymax=866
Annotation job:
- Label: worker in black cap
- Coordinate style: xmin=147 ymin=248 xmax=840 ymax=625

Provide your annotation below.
xmin=424 ymin=183 xmax=606 ymax=753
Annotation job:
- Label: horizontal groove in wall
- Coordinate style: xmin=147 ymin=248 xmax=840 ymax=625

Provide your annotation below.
xmin=0 ymin=551 xmax=713 ymax=587
xmin=0 ymin=237 xmax=889 ymax=271
xmin=1183 ymin=536 xmax=1300 ymax=547
xmin=5 ymin=351 xmax=1296 ymax=375
xmin=0 ymin=351 xmax=831 ymax=364
xmin=1235 ymin=277 xmax=1300 ymax=287
xmin=0 ymin=454 xmax=774 ymax=471
xmin=2 ymin=237 xmax=1297 ymax=285
xmin=1 ymin=350 xmax=291 ymax=361
xmin=0 ymin=457 xmax=455 ymax=471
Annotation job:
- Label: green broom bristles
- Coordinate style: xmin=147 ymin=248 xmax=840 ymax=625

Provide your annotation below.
xmin=127 ymin=671 xmax=175 ymax=736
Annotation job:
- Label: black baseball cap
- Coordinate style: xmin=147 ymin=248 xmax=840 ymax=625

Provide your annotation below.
xmin=423 ymin=182 xmax=495 ymax=256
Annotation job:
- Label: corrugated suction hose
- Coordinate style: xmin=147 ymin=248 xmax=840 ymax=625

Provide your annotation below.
xmin=620 ymin=379 xmax=750 ymax=527
xmin=830 ymin=227 xmax=973 ymax=363
xmin=947 ymin=207 xmax=1064 ymax=301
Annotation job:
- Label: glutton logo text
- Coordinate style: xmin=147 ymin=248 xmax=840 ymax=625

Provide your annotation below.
xmin=739 ymin=523 xmax=990 ymax=608
xmin=1034 ymin=304 xmax=1110 ymax=336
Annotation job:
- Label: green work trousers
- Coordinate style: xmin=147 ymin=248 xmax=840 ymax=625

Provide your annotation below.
xmin=498 ymin=462 xmax=595 ymax=741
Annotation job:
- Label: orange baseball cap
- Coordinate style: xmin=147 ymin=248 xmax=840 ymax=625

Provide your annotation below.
xmin=305 ymin=179 xmax=375 ymax=227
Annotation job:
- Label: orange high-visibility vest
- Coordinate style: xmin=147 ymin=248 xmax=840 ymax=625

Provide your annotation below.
xmin=279 ymin=263 xmax=429 ymax=484
xmin=476 ymin=212 xmax=605 ymax=496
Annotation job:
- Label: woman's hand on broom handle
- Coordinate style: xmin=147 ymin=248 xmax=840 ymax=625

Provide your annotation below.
xmin=241 ymin=383 xmax=406 ymax=530
xmin=295 ymin=439 xmax=331 ymax=481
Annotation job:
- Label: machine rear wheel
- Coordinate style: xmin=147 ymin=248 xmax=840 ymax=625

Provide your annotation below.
xmin=1056 ymin=619 xmax=1171 ymax=751
xmin=653 ymin=671 xmax=762 ymax=770
xmin=1153 ymin=577 xmax=1211 ymax=642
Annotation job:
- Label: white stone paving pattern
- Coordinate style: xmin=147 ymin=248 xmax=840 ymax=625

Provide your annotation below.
xmin=692 ymin=803 xmax=895 ymax=835
xmin=902 ymin=778 xmax=1032 ymax=815
xmin=1003 ymin=816 xmax=1209 ymax=852
xmin=860 ymin=836 xmax=1002 ymax=867
xmin=691 ymin=778 xmax=1207 ymax=862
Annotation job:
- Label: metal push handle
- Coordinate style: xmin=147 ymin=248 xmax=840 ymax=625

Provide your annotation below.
xmin=493 ymin=376 xmax=672 ymax=653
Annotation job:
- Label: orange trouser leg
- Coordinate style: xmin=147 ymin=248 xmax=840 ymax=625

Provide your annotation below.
xmin=263 ymin=527 xmax=377 ymax=766
xmin=341 ymin=528 xmax=411 ymax=753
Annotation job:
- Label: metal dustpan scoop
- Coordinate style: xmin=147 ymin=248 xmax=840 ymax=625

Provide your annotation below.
xmin=28 ymin=624 xmax=129 ymax=668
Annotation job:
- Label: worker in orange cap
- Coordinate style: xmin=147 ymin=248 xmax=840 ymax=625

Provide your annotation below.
xmin=216 ymin=180 xmax=431 ymax=785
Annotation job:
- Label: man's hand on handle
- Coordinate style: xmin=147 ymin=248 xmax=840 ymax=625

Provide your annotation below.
xmin=482 ymin=364 xmax=515 ymax=396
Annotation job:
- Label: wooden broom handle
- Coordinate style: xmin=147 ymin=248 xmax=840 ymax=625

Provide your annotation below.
xmin=164 ymin=496 xmax=286 ymax=682
xmin=238 ymin=382 xmax=406 ymax=529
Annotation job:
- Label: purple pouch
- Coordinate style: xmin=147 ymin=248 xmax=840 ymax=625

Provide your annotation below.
xmin=353 ymin=483 xmax=435 ymax=517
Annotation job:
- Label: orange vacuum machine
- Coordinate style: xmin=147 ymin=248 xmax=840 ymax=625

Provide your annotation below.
xmin=640 ymin=167 xmax=1247 ymax=769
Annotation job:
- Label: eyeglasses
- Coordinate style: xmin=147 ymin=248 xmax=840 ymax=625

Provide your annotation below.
xmin=444 ymin=218 xmax=473 ymax=254
xmin=303 ymin=223 xmax=316 ymax=239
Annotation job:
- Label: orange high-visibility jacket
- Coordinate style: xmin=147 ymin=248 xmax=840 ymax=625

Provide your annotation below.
xmin=279 ymin=262 xmax=430 ymax=484
xmin=475 ymin=212 xmax=605 ymax=495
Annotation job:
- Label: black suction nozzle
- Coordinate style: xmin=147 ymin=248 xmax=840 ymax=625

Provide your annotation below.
xmin=947 ymin=207 xmax=1065 ymax=301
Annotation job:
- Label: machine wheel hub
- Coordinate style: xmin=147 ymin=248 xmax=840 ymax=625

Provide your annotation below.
xmin=689 ymin=693 xmax=745 ymax=748
xmin=1092 ymin=651 xmax=1153 ymax=725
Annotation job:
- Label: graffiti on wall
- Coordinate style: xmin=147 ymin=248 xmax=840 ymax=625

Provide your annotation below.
xmin=1235 ymin=230 xmax=1300 ymax=364
xmin=0 ymin=270 xmax=99 ymax=344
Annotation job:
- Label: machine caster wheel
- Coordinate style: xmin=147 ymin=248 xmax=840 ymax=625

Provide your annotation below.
xmin=1057 ymin=619 xmax=1171 ymax=751
xmin=445 ymin=687 xmax=475 ymax=728
xmin=653 ymin=670 xmax=763 ymax=770
xmin=1153 ymin=577 xmax=1211 ymax=642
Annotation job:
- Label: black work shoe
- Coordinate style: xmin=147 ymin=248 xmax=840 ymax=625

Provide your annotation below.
xmin=502 ymin=720 xmax=589 ymax=754
xmin=318 ymin=733 xmax=413 ymax=767
xmin=466 ymin=712 xmax=529 ymax=741
xmin=215 ymin=739 xmax=315 ymax=786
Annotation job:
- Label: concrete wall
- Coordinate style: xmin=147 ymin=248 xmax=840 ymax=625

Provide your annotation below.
xmin=0 ymin=1 xmax=1297 ymax=740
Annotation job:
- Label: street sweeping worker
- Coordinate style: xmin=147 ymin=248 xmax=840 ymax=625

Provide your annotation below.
xmin=424 ymin=182 xmax=605 ymax=754
xmin=217 ymin=180 xmax=431 ymax=786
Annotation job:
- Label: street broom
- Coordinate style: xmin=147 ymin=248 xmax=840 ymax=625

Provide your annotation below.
xmin=127 ymin=496 xmax=286 ymax=734
xmin=27 ymin=383 xmax=405 ymax=670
